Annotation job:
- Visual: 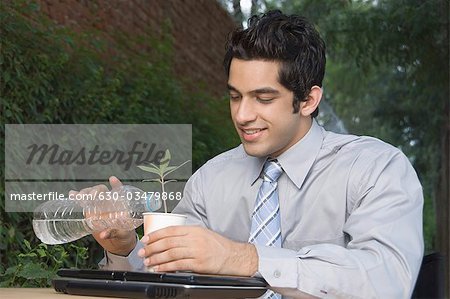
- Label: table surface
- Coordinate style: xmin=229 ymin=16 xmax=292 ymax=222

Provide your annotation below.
xmin=0 ymin=288 xmax=112 ymax=299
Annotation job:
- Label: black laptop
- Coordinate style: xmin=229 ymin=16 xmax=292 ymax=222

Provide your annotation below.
xmin=53 ymin=269 xmax=268 ymax=299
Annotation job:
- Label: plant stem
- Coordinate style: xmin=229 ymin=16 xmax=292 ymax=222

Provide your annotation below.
xmin=161 ymin=178 xmax=168 ymax=213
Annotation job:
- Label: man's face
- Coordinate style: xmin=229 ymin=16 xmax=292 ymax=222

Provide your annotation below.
xmin=228 ymin=59 xmax=310 ymax=157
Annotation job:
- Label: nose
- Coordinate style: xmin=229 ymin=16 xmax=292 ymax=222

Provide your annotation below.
xmin=232 ymin=97 xmax=257 ymax=125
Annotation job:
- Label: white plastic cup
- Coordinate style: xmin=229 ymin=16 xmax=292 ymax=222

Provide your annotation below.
xmin=143 ymin=212 xmax=187 ymax=235
xmin=142 ymin=212 xmax=187 ymax=272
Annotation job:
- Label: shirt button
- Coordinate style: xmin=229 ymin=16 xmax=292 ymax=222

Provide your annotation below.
xmin=273 ymin=270 xmax=281 ymax=278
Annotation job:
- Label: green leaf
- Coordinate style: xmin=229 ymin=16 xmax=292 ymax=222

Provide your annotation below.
xmin=4 ymin=265 xmax=18 ymax=276
xmin=18 ymin=252 xmax=37 ymax=258
xmin=151 ymin=164 xmax=163 ymax=176
xmin=163 ymin=160 xmax=191 ymax=177
xmin=162 ymin=166 xmax=177 ymax=175
xmin=23 ymin=239 xmax=31 ymax=250
xmin=138 ymin=165 xmax=161 ymax=176
xmin=36 ymin=248 xmax=47 ymax=258
xmin=17 ymin=263 xmax=54 ymax=279
xmin=38 ymin=243 xmax=48 ymax=250
xmin=159 ymin=149 xmax=171 ymax=175
xmin=60 ymin=251 xmax=69 ymax=259
xmin=8 ymin=227 xmax=15 ymax=239
xmin=142 ymin=178 xmax=160 ymax=182
xmin=161 ymin=149 xmax=171 ymax=166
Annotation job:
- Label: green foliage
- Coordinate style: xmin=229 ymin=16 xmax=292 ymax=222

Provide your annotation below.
xmin=0 ymin=240 xmax=88 ymax=287
xmin=1 ymin=0 xmax=237 ymax=287
xmin=423 ymin=194 xmax=437 ymax=254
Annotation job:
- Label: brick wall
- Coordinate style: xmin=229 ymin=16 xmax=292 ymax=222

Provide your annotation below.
xmin=35 ymin=0 xmax=237 ymax=97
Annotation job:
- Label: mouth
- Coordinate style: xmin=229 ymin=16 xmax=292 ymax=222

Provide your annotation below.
xmin=240 ymin=128 xmax=267 ymax=142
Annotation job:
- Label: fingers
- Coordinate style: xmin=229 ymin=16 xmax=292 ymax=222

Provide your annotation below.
xmin=68 ymin=176 xmax=121 ymax=199
xmin=109 ymin=176 xmax=123 ymax=189
xmin=144 ymin=246 xmax=193 ymax=267
xmin=140 ymin=241 xmax=197 ymax=273
xmin=138 ymin=226 xmax=204 ymax=272
xmin=98 ymin=228 xmax=135 ymax=240
xmin=98 ymin=229 xmax=113 ymax=240
xmin=92 ymin=229 xmax=137 ymax=256
xmin=92 ymin=229 xmax=115 ymax=240
xmin=152 ymin=259 xmax=196 ymax=273
xmin=69 ymin=184 xmax=109 ymax=210
xmin=68 ymin=184 xmax=108 ymax=199
xmin=138 ymin=226 xmax=190 ymax=257
xmin=145 ymin=226 xmax=189 ymax=243
xmin=138 ymin=235 xmax=185 ymax=257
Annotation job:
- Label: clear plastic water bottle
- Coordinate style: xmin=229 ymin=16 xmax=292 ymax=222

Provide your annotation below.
xmin=32 ymin=185 xmax=162 ymax=244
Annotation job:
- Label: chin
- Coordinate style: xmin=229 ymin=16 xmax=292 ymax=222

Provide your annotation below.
xmin=242 ymin=143 xmax=270 ymax=158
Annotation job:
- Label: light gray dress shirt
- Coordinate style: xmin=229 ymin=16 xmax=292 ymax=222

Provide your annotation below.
xmin=101 ymin=120 xmax=424 ymax=299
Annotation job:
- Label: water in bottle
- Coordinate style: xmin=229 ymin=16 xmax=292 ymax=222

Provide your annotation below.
xmin=32 ymin=185 xmax=162 ymax=244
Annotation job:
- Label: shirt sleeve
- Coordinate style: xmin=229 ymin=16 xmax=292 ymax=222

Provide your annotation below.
xmin=172 ymin=168 xmax=208 ymax=227
xmin=98 ymin=235 xmax=146 ymax=271
xmin=257 ymin=150 xmax=424 ymax=298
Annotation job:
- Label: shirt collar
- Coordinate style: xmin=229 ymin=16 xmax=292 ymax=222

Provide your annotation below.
xmin=250 ymin=119 xmax=324 ymax=189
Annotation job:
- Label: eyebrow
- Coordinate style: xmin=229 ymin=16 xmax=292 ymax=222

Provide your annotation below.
xmin=227 ymin=84 xmax=281 ymax=95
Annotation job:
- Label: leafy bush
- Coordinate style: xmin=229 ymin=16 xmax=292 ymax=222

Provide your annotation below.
xmin=1 ymin=0 xmax=237 ymax=287
xmin=0 ymin=240 xmax=88 ymax=287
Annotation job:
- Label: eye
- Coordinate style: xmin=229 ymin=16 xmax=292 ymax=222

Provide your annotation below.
xmin=257 ymin=97 xmax=274 ymax=103
xmin=229 ymin=94 xmax=241 ymax=101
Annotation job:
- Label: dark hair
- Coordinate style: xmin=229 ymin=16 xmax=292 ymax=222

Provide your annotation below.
xmin=223 ymin=10 xmax=326 ymax=117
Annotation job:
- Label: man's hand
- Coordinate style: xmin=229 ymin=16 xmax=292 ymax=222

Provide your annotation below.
xmin=138 ymin=226 xmax=258 ymax=276
xmin=69 ymin=176 xmax=137 ymax=256
xmin=92 ymin=227 xmax=137 ymax=256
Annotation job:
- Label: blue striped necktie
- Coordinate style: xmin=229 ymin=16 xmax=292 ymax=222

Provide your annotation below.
xmin=249 ymin=159 xmax=283 ymax=299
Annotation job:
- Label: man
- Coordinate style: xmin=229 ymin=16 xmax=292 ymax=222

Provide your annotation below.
xmin=79 ymin=11 xmax=423 ymax=298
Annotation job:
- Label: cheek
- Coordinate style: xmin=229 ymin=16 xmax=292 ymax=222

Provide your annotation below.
xmin=272 ymin=114 xmax=300 ymax=137
xmin=229 ymin=104 xmax=237 ymax=120
xmin=271 ymin=105 xmax=298 ymax=125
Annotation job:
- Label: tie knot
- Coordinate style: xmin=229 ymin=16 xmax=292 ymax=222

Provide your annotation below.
xmin=262 ymin=160 xmax=283 ymax=182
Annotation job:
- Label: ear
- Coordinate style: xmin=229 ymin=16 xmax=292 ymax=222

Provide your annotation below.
xmin=300 ymin=86 xmax=322 ymax=117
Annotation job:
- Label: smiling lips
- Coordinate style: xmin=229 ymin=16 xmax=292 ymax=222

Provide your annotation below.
xmin=240 ymin=128 xmax=267 ymax=142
